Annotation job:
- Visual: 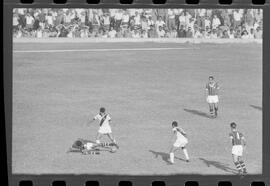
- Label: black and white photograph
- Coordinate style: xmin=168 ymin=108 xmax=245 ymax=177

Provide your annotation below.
xmin=12 ymin=8 xmax=262 ymax=175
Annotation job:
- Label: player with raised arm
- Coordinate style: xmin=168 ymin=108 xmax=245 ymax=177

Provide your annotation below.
xmin=206 ymin=76 xmax=220 ymax=118
xmin=229 ymin=122 xmax=247 ymax=175
xmin=89 ymin=107 xmax=119 ymax=148
xmin=169 ymin=121 xmax=190 ymax=164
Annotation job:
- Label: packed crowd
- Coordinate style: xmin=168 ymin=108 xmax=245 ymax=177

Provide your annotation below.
xmin=13 ymin=8 xmax=263 ymax=39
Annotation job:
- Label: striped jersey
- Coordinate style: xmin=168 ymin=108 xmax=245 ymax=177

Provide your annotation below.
xmin=206 ymin=82 xmax=219 ymax=95
xmin=229 ymin=131 xmax=244 ymax=146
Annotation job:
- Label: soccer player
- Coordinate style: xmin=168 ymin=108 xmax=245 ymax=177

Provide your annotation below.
xmin=205 ymin=76 xmax=220 ymax=118
xmin=169 ymin=121 xmax=190 ymax=164
xmin=68 ymin=138 xmax=117 ymax=155
xmin=89 ymin=107 xmax=119 ymax=148
xmin=229 ymin=122 xmax=247 ymax=175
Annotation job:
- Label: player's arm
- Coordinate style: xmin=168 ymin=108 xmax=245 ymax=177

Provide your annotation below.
xmin=88 ymin=115 xmax=97 ymax=125
xmin=241 ymin=136 xmax=246 ymax=146
xmin=205 ymin=84 xmax=209 ymax=97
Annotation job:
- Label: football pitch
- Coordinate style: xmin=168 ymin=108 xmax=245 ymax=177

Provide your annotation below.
xmin=12 ymin=41 xmax=262 ymax=175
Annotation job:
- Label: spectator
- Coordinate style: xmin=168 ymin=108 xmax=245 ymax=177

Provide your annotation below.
xmin=167 ymin=9 xmax=176 ymax=32
xmin=228 ymin=28 xmax=235 ymax=39
xmin=13 ymin=8 xmax=263 ymax=39
xmin=157 ymin=26 xmax=165 ymax=38
xmin=108 ymin=27 xmax=116 ymax=38
xmin=177 ymin=24 xmax=186 ymax=38
xmin=186 ymin=27 xmax=193 ymax=38
xmin=156 ymin=16 xmax=166 ymax=31
xmin=254 ymin=26 xmax=262 ymax=39
xmin=233 ymin=10 xmax=242 ymax=29
xmin=148 ymin=25 xmax=157 ymax=38
xmin=212 ymin=15 xmax=221 ymax=29
xmin=249 ymin=28 xmax=255 ymax=39
xmin=134 ymin=11 xmax=141 ymax=30
xmin=241 ymin=30 xmax=249 ymax=39
xmin=222 ymin=30 xmax=230 ymax=38
xmin=25 ymin=13 xmax=34 ymax=30
xmin=114 ymin=9 xmax=123 ymax=32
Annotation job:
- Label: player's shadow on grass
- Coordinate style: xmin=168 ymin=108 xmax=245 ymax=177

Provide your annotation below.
xmin=199 ymin=158 xmax=238 ymax=174
xmin=183 ymin=108 xmax=211 ymax=119
xmin=250 ymin=105 xmax=262 ymax=111
xmin=149 ymin=150 xmax=186 ymax=165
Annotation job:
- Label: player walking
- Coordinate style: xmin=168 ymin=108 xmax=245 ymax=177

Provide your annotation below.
xmin=89 ymin=107 xmax=119 ymax=148
xmin=229 ymin=122 xmax=247 ymax=175
xmin=205 ymin=76 xmax=220 ymax=118
xmin=169 ymin=121 xmax=190 ymax=164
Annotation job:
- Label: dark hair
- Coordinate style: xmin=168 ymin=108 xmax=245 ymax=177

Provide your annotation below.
xmin=172 ymin=121 xmax=178 ymax=127
xmin=230 ymin=122 xmax=237 ymax=128
xmin=209 ymin=76 xmax=214 ymax=80
xmin=100 ymin=107 xmax=106 ymax=113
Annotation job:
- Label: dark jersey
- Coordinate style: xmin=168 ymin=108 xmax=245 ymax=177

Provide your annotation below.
xmin=206 ymin=82 xmax=219 ymax=95
xmin=229 ymin=131 xmax=243 ymax=146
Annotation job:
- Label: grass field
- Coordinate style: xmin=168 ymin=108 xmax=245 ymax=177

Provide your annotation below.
xmin=12 ymin=42 xmax=262 ymax=175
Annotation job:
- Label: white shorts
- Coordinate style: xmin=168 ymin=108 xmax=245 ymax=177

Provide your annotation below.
xmin=207 ymin=95 xmax=219 ymax=104
xmin=232 ymin=145 xmax=243 ymax=156
xmin=98 ymin=125 xmax=112 ymax=134
xmin=84 ymin=142 xmax=94 ymax=150
xmin=173 ymin=137 xmax=188 ymax=148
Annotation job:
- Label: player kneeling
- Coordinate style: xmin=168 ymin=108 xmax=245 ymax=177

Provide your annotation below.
xmin=169 ymin=121 xmax=190 ymax=164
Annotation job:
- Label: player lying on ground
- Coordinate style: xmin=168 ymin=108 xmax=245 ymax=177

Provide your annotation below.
xmin=169 ymin=121 xmax=190 ymax=164
xmin=206 ymin=76 xmax=220 ymax=118
xmin=67 ymin=138 xmax=117 ymax=155
xmin=229 ymin=122 xmax=247 ymax=175
xmin=88 ymin=107 xmax=119 ymax=148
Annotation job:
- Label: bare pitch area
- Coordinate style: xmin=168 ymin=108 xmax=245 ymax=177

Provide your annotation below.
xmin=12 ymin=42 xmax=262 ymax=175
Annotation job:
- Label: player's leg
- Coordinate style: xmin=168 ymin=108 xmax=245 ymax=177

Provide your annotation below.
xmin=238 ymin=156 xmax=247 ymax=174
xmin=208 ymin=102 xmax=214 ymax=117
xmin=95 ymin=132 xmax=102 ymax=144
xmin=181 ymin=146 xmax=190 ymax=162
xmin=214 ymin=96 xmax=219 ymax=117
xmin=214 ymin=103 xmax=218 ymax=117
xmin=232 ymin=154 xmax=242 ymax=174
xmin=169 ymin=146 xmax=178 ymax=164
xmin=107 ymin=133 xmax=119 ymax=148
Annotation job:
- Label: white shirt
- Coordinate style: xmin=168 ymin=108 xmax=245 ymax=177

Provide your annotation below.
xmin=233 ymin=11 xmax=242 ymax=21
xmin=122 ymin=14 xmax=129 ymax=23
xmin=26 ymin=15 xmax=34 ymax=25
xmin=134 ymin=15 xmax=141 ymax=25
xmin=168 ymin=9 xmax=175 ymax=19
xmin=115 ymin=12 xmax=123 ymax=20
xmin=94 ymin=114 xmax=111 ymax=128
xmin=173 ymin=127 xmax=186 ymax=140
xmin=156 ymin=20 xmax=165 ymax=29
xmin=109 ymin=30 xmax=116 ymax=38
xmin=46 ymin=15 xmax=53 ymax=25
xmin=212 ymin=17 xmax=221 ymax=29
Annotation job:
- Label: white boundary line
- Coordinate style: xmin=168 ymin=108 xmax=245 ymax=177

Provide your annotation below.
xmin=13 ymin=47 xmax=199 ymax=53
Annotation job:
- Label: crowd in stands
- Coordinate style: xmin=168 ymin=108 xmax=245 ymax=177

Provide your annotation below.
xmin=13 ymin=8 xmax=263 ymax=39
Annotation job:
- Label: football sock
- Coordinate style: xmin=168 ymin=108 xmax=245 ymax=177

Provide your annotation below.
xmin=234 ymin=161 xmax=242 ymax=172
xmin=88 ymin=151 xmax=100 ymax=155
xmin=170 ymin=153 xmax=174 ymax=163
xmin=239 ymin=161 xmax=247 ymax=171
xmin=101 ymin=142 xmax=110 ymax=147
xmin=183 ymin=148 xmax=190 ymax=160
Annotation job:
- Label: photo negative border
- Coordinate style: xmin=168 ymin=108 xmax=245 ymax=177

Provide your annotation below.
xmin=4 ymin=0 xmax=270 ymax=186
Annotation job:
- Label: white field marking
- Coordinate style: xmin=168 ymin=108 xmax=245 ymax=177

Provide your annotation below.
xmin=13 ymin=47 xmax=199 ymax=53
